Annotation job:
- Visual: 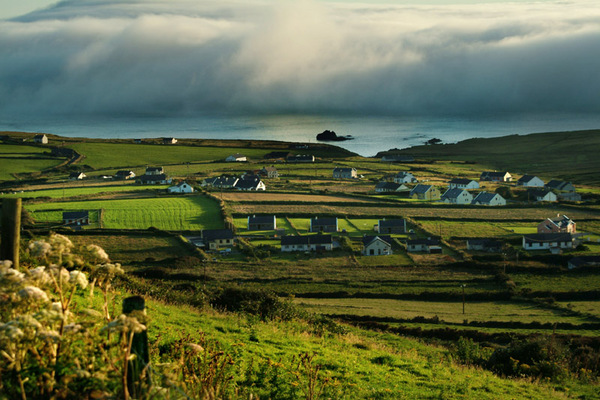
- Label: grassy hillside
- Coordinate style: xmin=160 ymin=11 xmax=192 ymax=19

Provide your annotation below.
xmin=391 ymin=130 xmax=600 ymax=184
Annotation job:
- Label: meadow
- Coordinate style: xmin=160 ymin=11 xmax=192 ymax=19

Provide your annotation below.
xmin=0 ymin=184 xmax=165 ymax=199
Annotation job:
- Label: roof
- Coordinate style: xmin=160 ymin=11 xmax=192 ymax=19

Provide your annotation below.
xmin=375 ymin=182 xmax=402 ymax=191
xmin=202 ymin=229 xmax=234 ymax=241
xmin=115 ymin=170 xmax=134 ymax=176
xmin=449 ymin=178 xmax=475 ymax=185
xmin=63 ymin=211 xmax=89 ymax=219
xmin=472 ymin=191 xmax=499 ymax=203
xmin=407 ymin=238 xmax=440 ymax=246
xmin=228 ymin=153 xmax=245 ymax=158
xmin=362 ymin=235 xmax=392 ymax=246
xmin=378 ymin=219 xmax=405 ymax=228
xmin=311 ymin=217 xmax=337 ymax=226
xmin=34 ymin=134 xmax=47 ymax=139
xmin=248 ymin=215 xmax=276 ymax=224
xmin=441 ymin=188 xmax=466 ymax=199
xmin=528 ymin=188 xmax=553 ymax=198
xmin=542 ymin=215 xmax=574 ymax=229
xmin=287 ymin=154 xmax=314 ymax=161
xmin=518 ymin=174 xmax=539 ymax=183
xmin=545 ymin=180 xmax=573 ymax=191
xmin=137 ymin=174 xmax=167 ymax=182
xmin=281 ymin=235 xmax=332 ymax=246
xmin=145 ymin=166 xmax=163 ymax=173
xmin=480 ymin=171 xmax=509 ymax=178
xmin=174 ymin=181 xmax=190 ymax=187
xmin=333 ymin=167 xmax=356 ymax=173
xmin=523 ymin=233 xmax=574 ymax=243
xmin=395 ymin=171 xmax=413 ymax=177
xmin=235 ymin=178 xmax=263 ymax=190
xmin=262 ymin=166 xmax=277 ymax=172
xmin=410 ymin=184 xmax=433 ymax=194
xmin=69 ymin=172 xmax=84 ymax=178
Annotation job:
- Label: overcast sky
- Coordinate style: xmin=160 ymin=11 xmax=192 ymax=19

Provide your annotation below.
xmin=1 ymin=0 xmax=599 ymax=118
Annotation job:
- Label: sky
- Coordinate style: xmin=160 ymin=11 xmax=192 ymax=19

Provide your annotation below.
xmin=1 ymin=0 xmax=599 ymax=118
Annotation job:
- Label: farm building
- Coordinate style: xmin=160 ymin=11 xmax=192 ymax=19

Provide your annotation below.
xmin=375 ymin=182 xmax=408 ymax=193
xmin=63 ymin=211 xmax=89 ymax=226
xmin=406 ymin=238 xmax=442 ymax=253
xmin=471 ymin=192 xmax=506 ymax=206
xmin=448 ymin=178 xmax=479 ymax=190
xmin=466 ymin=239 xmax=503 ymax=253
xmin=538 ymin=215 xmax=576 ymax=234
xmin=226 ymin=153 xmax=247 ymax=162
xmin=69 ymin=172 xmax=86 ymax=180
xmin=522 ymin=233 xmax=577 ymax=251
xmin=281 ymin=235 xmax=333 ymax=252
xmin=333 ymin=167 xmax=357 ymax=179
xmin=162 ymin=137 xmax=177 ymax=144
xmin=568 ymin=256 xmax=600 ymax=269
xmin=168 ymin=181 xmax=194 ymax=193
xmin=201 ymin=229 xmax=235 ymax=250
xmin=114 ymin=170 xmax=135 ymax=180
xmin=260 ymin=167 xmax=279 ymax=178
xmin=310 ymin=217 xmax=338 ymax=233
xmin=410 ymin=184 xmax=441 ymax=201
xmin=377 ymin=219 xmax=407 ymax=234
xmin=34 ymin=134 xmax=48 ymax=144
xmin=517 ymin=175 xmax=545 ymax=187
xmin=287 ymin=154 xmax=315 ymax=163
xmin=362 ymin=235 xmax=393 ymax=256
xmin=248 ymin=215 xmax=277 ymax=231
xmin=528 ymin=189 xmax=557 ymax=202
xmin=441 ymin=188 xmax=473 ymax=205
xmin=480 ymin=171 xmax=512 ymax=182
xmin=393 ymin=171 xmax=417 ymax=184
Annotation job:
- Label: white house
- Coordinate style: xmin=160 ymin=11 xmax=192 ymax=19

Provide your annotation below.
xmin=394 ymin=171 xmax=417 ymax=184
xmin=406 ymin=238 xmax=442 ymax=253
xmin=528 ymin=189 xmax=557 ymax=202
xmin=281 ymin=235 xmax=333 ymax=252
xmin=448 ymin=178 xmax=479 ymax=190
xmin=522 ymin=233 xmax=576 ymax=251
xmin=34 ymin=134 xmax=48 ymax=144
xmin=362 ymin=236 xmax=393 ymax=256
xmin=472 ymin=191 xmax=506 ymax=206
xmin=168 ymin=181 xmax=194 ymax=193
xmin=517 ymin=175 xmax=545 ymax=187
xmin=69 ymin=172 xmax=86 ymax=180
xmin=333 ymin=167 xmax=358 ymax=179
xmin=226 ymin=153 xmax=247 ymax=162
xmin=375 ymin=182 xmax=409 ymax=193
xmin=441 ymin=188 xmax=473 ymax=205
xmin=480 ymin=171 xmax=512 ymax=182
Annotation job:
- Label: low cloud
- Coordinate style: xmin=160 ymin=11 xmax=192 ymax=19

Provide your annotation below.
xmin=1 ymin=0 xmax=600 ymax=117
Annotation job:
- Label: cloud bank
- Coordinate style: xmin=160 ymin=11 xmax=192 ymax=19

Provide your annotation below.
xmin=1 ymin=0 xmax=600 ymax=117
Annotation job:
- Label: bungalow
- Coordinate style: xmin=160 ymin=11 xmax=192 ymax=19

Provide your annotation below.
xmin=362 ymin=235 xmax=393 ymax=256
xmin=380 ymin=154 xmax=415 ymax=163
xmin=168 ymin=181 xmax=194 ymax=193
xmin=248 ymin=215 xmax=277 ymax=231
xmin=393 ymin=171 xmax=417 ymax=184
xmin=281 ymin=235 xmax=333 ymax=252
xmin=471 ymin=191 xmax=506 ymax=206
xmin=226 ymin=153 xmax=247 ymax=162
xmin=69 ymin=172 xmax=86 ymax=180
xmin=528 ymin=189 xmax=557 ymax=202
xmin=522 ymin=233 xmax=576 ymax=251
xmin=136 ymin=174 xmax=171 ymax=185
xmin=162 ymin=137 xmax=177 ymax=144
xmin=377 ymin=219 xmax=407 ymax=234
xmin=406 ymin=238 xmax=442 ymax=253
xmin=518 ymin=175 xmax=545 ymax=187
xmin=466 ymin=239 xmax=503 ymax=253
xmin=260 ymin=167 xmax=279 ymax=178
xmin=34 ymin=134 xmax=48 ymax=144
xmin=441 ymin=188 xmax=473 ymax=205
xmin=333 ymin=167 xmax=357 ymax=179
xmin=568 ymin=256 xmax=600 ymax=270
xmin=63 ymin=211 xmax=89 ymax=226
xmin=235 ymin=175 xmax=266 ymax=191
xmin=201 ymin=229 xmax=235 ymax=250
xmin=287 ymin=154 xmax=315 ymax=163
xmin=375 ymin=182 xmax=408 ymax=193
xmin=145 ymin=166 xmax=164 ymax=175
xmin=410 ymin=184 xmax=441 ymax=201
xmin=538 ymin=215 xmax=576 ymax=234
xmin=480 ymin=171 xmax=512 ymax=182
xmin=545 ymin=180 xmax=581 ymax=201
xmin=310 ymin=217 xmax=338 ymax=233
xmin=448 ymin=178 xmax=479 ymax=190
xmin=114 ymin=170 xmax=135 ymax=180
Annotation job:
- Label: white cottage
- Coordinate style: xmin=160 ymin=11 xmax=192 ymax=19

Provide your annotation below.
xmin=168 ymin=181 xmax=194 ymax=193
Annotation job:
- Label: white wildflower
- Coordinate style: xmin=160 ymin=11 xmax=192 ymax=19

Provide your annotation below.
xmin=64 ymin=323 xmax=83 ymax=334
xmin=69 ymin=270 xmax=88 ymax=289
xmin=185 ymin=343 xmax=205 ymax=353
xmin=0 ymin=323 xmax=24 ymax=341
xmin=18 ymin=286 xmax=49 ymax=303
xmin=48 ymin=265 xmax=70 ymax=285
xmin=29 ymin=266 xmax=52 ymax=286
xmin=15 ymin=315 xmax=43 ymax=331
xmin=37 ymin=330 xmax=61 ymax=342
xmin=29 ymin=240 xmax=52 ymax=258
xmin=0 ymin=260 xmax=13 ymax=270
xmin=102 ymin=314 xmax=146 ymax=334
xmin=81 ymin=308 xmax=103 ymax=318
xmin=1 ymin=268 xmax=25 ymax=283
xmin=49 ymin=233 xmax=73 ymax=254
xmin=86 ymin=244 xmax=110 ymax=263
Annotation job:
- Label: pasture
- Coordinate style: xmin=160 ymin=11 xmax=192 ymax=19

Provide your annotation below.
xmin=0 ymin=144 xmax=63 ymax=181
xmin=0 ymin=184 xmax=165 ymax=199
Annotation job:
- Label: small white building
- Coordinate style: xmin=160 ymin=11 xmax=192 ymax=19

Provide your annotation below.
xmin=528 ymin=189 xmax=557 ymax=202
xmin=517 ymin=175 xmax=545 ymax=187
xmin=472 ymin=191 xmax=506 ymax=206
xmin=333 ymin=167 xmax=358 ymax=179
xmin=448 ymin=178 xmax=479 ymax=190
xmin=522 ymin=233 xmax=576 ymax=251
xmin=441 ymin=188 xmax=473 ymax=205
xmin=168 ymin=181 xmax=194 ymax=193
xmin=362 ymin=236 xmax=393 ymax=256
xmin=226 ymin=153 xmax=247 ymax=162
xmin=394 ymin=171 xmax=417 ymax=184
xmin=34 ymin=134 xmax=48 ymax=144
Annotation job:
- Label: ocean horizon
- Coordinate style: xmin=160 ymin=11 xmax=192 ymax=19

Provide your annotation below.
xmin=1 ymin=112 xmax=598 ymax=157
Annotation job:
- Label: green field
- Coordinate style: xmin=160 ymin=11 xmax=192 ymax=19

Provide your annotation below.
xmin=0 ymin=184 xmax=166 ymax=199
xmin=0 ymin=144 xmax=63 ymax=181
xmin=26 ymin=195 xmax=222 ymax=230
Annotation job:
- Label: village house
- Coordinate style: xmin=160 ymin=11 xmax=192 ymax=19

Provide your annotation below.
xmin=377 ymin=219 xmax=407 ymax=234
xmin=545 ymin=180 xmax=581 ymax=201
xmin=375 ymin=182 xmax=408 ymax=193
xmin=410 ymin=184 xmax=441 ymax=201
xmin=406 ymin=237 xmax=442 ymax=253
xmin=310 ymin=217 xmax=338 ymax=233
xmin=441 ymin=188 xmax=473 ymax=205
xmin=281 ymin=235 xmax=333 ymax=252
xmin=466 ymin=239 xmax=503 ymax=253
xmin=62 ymin=211 xmax=89 ymax=227
xmin=448 ymin=178 xmax=479 ymax=190
xmin=235 ymin=175 xmax=266 ymax=191
xmin=362 ymin=235 xmax=393 ymax=256
xmin=528 ymin=188 xmax=557 ymax=202
xmin=480 ymin=171 xmax=512 ymax=182
xmin=136 ymin=171 xmax=171 ymax=185
xmin=201 ymin=175 xmax=239 ymax=189
xmin=69 ymin=172 xmax=86 ymax=180
xmin=34 ymin=134 xmax=48 ymax=144
xmin=248 ymin=215 xmax=277 ymax=231
xmin=168 ymin=181 xmax=194 ymax=194
xmin=286 ymin=154 xmax=315 ymax=163
xmin=260 ymin=166 xmax=279 ymax=178
xmin=517 ymin=175 xmax=545 ymax=187
xmin=199 ymin=229 xmax=235 ymax=250
xmin=226 ymin=153 xmax=247 ymax=162
xmin=145 ymin=166 xmax=164 ymax=175
xmin=393 ymin=171 xmax=417 ymax=184
xmin=333 ymin=167 xmax=358 ymax=179
xmin=471 ymin=191 xmax=506 ymax=206
xmin=568 ymin=256 xmax=600 ymax=270
xmin=162 ymin=137 xmax=177 ymax=144
xmin=522 ymin=233 xmax=577 ymax=252
xmin=114 ymin=170 xmax=135 ymax=180
xmin=538 ymin=215 xmax=576 ymax=234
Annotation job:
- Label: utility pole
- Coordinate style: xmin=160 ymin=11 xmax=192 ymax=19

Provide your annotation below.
xmin=1 ymin=198 xmax=22 ymax=269
xmin=461 ymin=284 xmax=466 ymax=315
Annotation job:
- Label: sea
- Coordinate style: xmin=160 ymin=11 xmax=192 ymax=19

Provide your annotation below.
xmin=1 ymin=112 xmax=599 ymax=157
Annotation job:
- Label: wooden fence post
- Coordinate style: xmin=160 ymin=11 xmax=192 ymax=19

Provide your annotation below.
xmin=1 ymin=198 xmax=21 ymax=269
xmin=122 ymin=296 xmax=151 ymax=397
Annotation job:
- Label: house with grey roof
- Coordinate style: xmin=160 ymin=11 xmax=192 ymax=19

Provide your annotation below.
xmin=168 ymin=181 xmax=194 ymax=193
xmin=377 ymin=219 xmax=406 ymax=234
xmin=281 ymin=235 xmax=333 ymax=252
xmin=538 ymin=215 xmax=576 ymax=234
xmin=471 ymin=191 xmax=506 ymax=206
xmin=310 ymin=217 xmax=338 ymax=233
xmin=63 ymin=211 xmax=89 ymax=226
xmin=480 ymin=171 xmax=512 ymax=182
xmin=375 ymin=182 xmax=408 ymax=193
xmin=393 ymin=171 xmax=417 ymax=184
xmin=287 ymin=154 xmax=315 ymax=163
xmin=34 ymin=134 xmax=48 ymax=144
xmin=407 ymin=237 xmax=442 ymax=253
xmin=410 ymin=184 xmax=441 ymax=200
xmin=226 ymin=153 xmax=247 ymax=162
xmin=545 ymin=180 xmax=581 ymax=201
xmin=114 ymin=170 xmax=135 ymax=180
xmin=333 ymin=167 xmax=357 ymax=179
xmin=517 ymin=175 xmax=544 ymax=187
xmin=248 ymin=215 xmax=277 ymax=231
xmin=448 ymin=178 xmax=479 ymax=190
xmin=362 ymin=235 xmax=393 ymax=256
xmin=466 ymin=239 xmax=503 ymax=253
xmin=522 ymin=233 xmax=577 ymax=252
xmin=528 ymin=188 xmax=557 ymax=202
xmin=441 ymin=188 xmax=473 ymax=205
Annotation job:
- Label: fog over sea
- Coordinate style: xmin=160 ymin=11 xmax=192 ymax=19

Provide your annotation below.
xmin=1 ymin=113 xmax=599 ymax=157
